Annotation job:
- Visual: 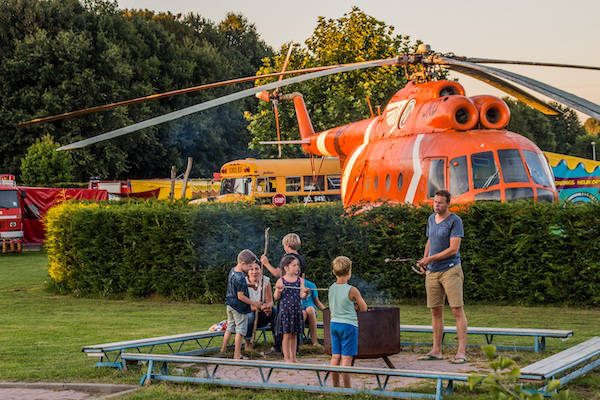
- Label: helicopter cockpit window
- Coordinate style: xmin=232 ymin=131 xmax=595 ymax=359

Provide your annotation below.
xmin=303 ymin=175 xmax=324 ymax=191
xmin=506 ymin=187 xmax=534 ymax=202
xmin=220 ymin=178 xmax=252 ymax=196
xmin=498 ymin=149 xmax=529 ymax=183
xmin=286 ymin=176 xmax=301 ymax=192
xmin=327 ymin=175 xmax=341 ymax=190
xmin=256 ymin=177 xmax=276 ymax=193
xmin=449 ymin=156 xmax=468 ymax=197
xmin=523 ymin=150 xmax=553 ymax=187
xmin=471 ymin=151 xmax=499 ymax=189
xmin=427 ymin=159 xmax=446 ymax=198
xmin=537 ymin=188 xmax=555 ymax=202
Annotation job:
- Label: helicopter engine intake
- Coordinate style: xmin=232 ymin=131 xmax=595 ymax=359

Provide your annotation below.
xmin=471 ymin=95 xmax=510 ymax=129
xmin=413 ymin=95 xmax=478 ymax=132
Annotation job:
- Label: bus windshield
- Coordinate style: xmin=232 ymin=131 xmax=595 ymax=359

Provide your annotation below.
xmin=220 ymin=178 xmax=252 ymax=196
xmin=0 ymin=190 xmax=19 ymax=208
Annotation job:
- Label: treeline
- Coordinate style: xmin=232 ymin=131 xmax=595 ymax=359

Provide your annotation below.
xmin=0 ymin=0 xmax=272 ymax=180
xmin=46 ymin=200 xmax=600 ymax=305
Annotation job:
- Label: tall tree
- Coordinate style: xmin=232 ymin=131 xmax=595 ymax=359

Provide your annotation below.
xmin=0 ymin=1 xmax=272 ymax=180
xmin=20 ymin=134 xmax=74 ymax=185
xmin=584 ymin=118 xmax=600 ymax=136
xmin=246 ymin=7 xmax=423 ymax=158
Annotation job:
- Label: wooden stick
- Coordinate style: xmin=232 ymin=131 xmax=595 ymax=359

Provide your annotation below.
xmin=263 ymin=227 xmax=270 ymax=256
xmin=282 ymin=285 xmax=328 ymax=291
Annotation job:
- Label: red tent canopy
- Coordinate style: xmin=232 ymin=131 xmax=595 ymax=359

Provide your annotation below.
xmin=18 ymin=187 xmax=108 ymax=244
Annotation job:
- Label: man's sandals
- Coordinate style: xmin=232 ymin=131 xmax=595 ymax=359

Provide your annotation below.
xmin=449 ymin=357 xmax=469 ymax=364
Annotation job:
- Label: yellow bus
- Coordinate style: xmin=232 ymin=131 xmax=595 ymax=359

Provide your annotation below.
xmin=216 ymin=157 xmax=342 ymax=204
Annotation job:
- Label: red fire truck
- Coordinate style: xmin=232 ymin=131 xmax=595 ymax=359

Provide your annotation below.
xmin=0 ymin=174 xmax=24 ymax=253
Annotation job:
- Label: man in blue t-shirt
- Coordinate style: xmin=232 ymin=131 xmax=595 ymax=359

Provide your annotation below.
xmin=416 ymin=189 xmax=468 ymax=365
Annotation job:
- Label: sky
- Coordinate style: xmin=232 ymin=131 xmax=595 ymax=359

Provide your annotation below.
xmin=117 ymin=0 xmax=600 ymax=121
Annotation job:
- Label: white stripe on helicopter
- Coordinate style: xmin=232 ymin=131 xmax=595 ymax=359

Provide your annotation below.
xmin=341 ymin=119 xmax=378 ymax=200
xmin=405 ymin=134 xmax=424 ymax=204
xmin=316 ymin=130 xmax=332 ymax=156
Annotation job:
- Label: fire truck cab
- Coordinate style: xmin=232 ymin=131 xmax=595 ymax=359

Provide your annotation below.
xmin=0 ymin=174 xmax=23 ymax=253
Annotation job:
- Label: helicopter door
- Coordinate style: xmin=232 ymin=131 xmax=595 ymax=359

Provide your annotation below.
xmin=424 ymin=157 xmax=447 ymax=198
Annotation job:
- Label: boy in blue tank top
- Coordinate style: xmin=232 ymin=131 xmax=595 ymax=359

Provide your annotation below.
xmin=328 ymin=256 xmax=367 ymax=388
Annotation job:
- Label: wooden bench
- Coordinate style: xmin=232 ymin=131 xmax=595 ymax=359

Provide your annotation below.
xmin=122 ymin=352 xmax=470 ymax=400
xmin=400 ymin=325 xmax=573 ymax=353
xmin=83 ymin=326 xmax=273 ymax=370
xmin=520 ymin=336 xmax=600 ymax=395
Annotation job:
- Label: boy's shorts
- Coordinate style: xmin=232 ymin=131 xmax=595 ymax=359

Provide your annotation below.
xmin=330 ymin=322 xmax=358 ymax=356
xmin=226 ymin=305 xmax=248 ymax=336
xmin=425 ymin=264 xmax=464 ymax=308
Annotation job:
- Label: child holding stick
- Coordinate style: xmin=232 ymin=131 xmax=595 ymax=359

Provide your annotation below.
xmin=273 ymin=255 xmax=310 ymax=362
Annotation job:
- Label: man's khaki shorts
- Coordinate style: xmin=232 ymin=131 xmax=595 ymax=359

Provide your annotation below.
xmin=425 ymin=264 xmax=464 ymax=308
xmin=226 ymin=305 xmax=248 ymax=336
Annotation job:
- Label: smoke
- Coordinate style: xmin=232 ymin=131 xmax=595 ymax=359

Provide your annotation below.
xmin=349 ymin=275 xmax=392 ymax=305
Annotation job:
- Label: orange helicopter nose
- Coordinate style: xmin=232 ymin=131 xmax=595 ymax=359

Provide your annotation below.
xmin=471 ymin=95 xmax=510 ymax=129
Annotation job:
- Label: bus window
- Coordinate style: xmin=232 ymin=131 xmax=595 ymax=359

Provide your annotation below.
xmin=427 ymin=159 xmax=445 ymax=198
xmin=523 ymin=150 xmax=552 ymax=187
xmin=286 ymin=176 xmax=301 ymax=192
xmin=327 ymin=175 xmax=341 ymax=191
xmin=449 ymin=156 xmax=468 ymax=197
xmin=498 ymin=149 xmax=529 ymax=183
xmin=256 ymin=177 xmax=277 ymax=193
xmin=220 ymin=178 xmax=252 ymax=195
xmin=303 ymin=175 xmax=324 ymax=191
xmin=472 ymin=151 xmax=499 ymax=189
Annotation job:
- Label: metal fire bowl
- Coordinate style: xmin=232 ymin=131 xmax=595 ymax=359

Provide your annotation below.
xmin=323 ymin=306 xmax=400 ymax=358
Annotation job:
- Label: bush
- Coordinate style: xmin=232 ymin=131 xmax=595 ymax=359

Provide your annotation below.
xmin=46 ymin=200 xmax=600 ymax=304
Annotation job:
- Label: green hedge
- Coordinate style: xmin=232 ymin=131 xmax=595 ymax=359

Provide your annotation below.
xmin=46 ymin=200 xmax=600 ymax=305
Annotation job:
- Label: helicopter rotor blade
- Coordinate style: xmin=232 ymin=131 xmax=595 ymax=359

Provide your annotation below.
xmin=437 ymin=56 xmax=600 ymax=120
xmin=57 ymin=57 xmax=398 ymax=151
xmin=17 ymin=62 xmax=351 ymax=128
xmin=462 ymin=57 xmax=600 ymax=71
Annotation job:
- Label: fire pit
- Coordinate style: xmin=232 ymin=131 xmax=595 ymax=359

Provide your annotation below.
xmin=323 ymin=306 xmax=400 ymax=368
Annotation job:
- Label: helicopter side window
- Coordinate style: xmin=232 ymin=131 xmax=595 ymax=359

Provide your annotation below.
xmin=397 ymin=173 xmax=403 ymax=191
xmin=471 ymin=151 xmax=499 ymax=189
xmin=373 ymin=176 xmax=379 ymax=191
xmin=449 ymin=156 xmax=468 ymax=197
xmin=523 ymin=150 xmax=553 ymax=187
xmin=498 ymin=149 xmax=529 ymax=183
xmin=427 ymin=159 xmax=446 ymax=198
xmin=286 ymin=176 xmax=301 ymax=192
xmin=385 ymin=174 xmax=391 ymax=191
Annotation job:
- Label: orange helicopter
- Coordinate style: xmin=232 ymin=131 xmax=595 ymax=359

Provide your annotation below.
xmin=20 ymin=45 xmax=600 ymax=207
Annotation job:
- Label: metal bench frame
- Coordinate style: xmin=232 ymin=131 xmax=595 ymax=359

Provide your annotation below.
xmin=83 ymin=327 xmax=273 ymax=370
xmin=520 ymin=336 xmax=600 ymax=396
xmin=122 ymin=353 xmax=469 ymax=400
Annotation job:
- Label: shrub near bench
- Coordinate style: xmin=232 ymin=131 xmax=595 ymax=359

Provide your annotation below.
xmin=46 ymin=200 xmax=600 ymax=305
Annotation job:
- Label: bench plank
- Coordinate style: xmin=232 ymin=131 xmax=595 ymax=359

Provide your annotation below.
xmin=82 ymin=330 xmax=224 ymax=351
xmin=401 ymin=325 xmax=572 ymax=338
xmin=521 ymin=337 xmax=600 ymax=378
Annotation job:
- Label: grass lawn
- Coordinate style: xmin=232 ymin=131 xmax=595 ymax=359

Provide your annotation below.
xmin=1 ymin=251 xmax=600 ymax=399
